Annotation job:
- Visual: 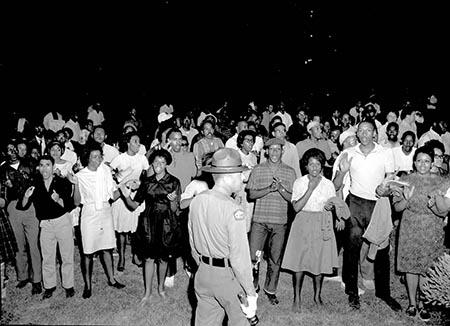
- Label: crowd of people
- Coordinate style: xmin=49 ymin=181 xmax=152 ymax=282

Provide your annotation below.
xmin=1 ymin=93 xmax=449 ymax=324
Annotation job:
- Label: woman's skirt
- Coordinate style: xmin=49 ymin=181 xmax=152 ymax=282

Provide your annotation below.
xmin=282 ymin=210 xmax=338 ymax=275
xmin=80 ymin=203 xmax=116 ymax=254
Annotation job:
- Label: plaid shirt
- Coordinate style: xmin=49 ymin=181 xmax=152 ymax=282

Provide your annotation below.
xmin=246 ymin=161 xmax=295 ymax=224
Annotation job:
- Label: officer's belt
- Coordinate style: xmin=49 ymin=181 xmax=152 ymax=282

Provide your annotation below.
xmin=201 ymin=256 xmax=231 ymax=268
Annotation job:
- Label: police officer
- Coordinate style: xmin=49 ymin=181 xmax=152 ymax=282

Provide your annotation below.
xmin=188 ymin=148 xmax=258 ymax=325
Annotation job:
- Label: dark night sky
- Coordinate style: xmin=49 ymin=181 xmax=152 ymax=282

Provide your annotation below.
xmin=1 ymin=3 xmax=447 ymax=114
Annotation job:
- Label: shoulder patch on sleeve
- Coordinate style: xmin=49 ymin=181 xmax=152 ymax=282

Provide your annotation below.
xmin=233 ymin=209 xmax=245 ymax=221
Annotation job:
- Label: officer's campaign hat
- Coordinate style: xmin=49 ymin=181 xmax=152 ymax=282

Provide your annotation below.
xmin=202 ymin=148 xmax=248 ymax=174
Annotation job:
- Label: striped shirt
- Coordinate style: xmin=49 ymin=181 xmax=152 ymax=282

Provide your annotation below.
xmin=246 ymin=161 xmax=296 ymax=224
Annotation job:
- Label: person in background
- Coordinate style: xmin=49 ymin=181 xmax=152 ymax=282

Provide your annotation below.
xmin=379 ymin=122 xmax=400 ymax=149
xmin=87 ymin=102 xmax=105 ymax=127
xmin=43 ymin=110 xmax=65 ymax=133
xmin=274 ymin=101 xmax=293 ymax=130
xmin=261 ymin=104 xmax=275 ymax=132
xmin=180 ymin=114 xmax=198 ymax=149
xmin=266 ymin=122 xmax=301 ymax=178
xmin=287 ymin=107 xmax=308 ymax=145
xmin=64 ymin=112 xmax=82 ymax=142
xmin=0 ymin=140 xmax=42 ymax=295
xmin=392 ymin=131 xmax=416 ymax=175
xmin=91 ymin=126 xmax=119 ymax=165
xmin=225 ymin=118 xmax=248 ymax=150
xmin=180 ymin=136 xmax=189 ymax=152
xmin=193 ymin=120 xmax=224 ymax=174
xmin=378 ymin=111 xmax=398 ymax=145
xmin=48 ymin=141 xmax=74 ymax=178
xmin=425 ymin=139 xmax=448 ymax=176
xmin=56 ymin=130 xmax=77 ymax=166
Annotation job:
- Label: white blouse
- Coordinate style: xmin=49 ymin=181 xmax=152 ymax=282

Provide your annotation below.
xmin=291 ymin=175 xmax=336 ymax=212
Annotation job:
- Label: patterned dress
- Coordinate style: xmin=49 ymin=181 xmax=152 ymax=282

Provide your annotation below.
xmin=396 ymin=173 xmax=450 ymax=275
xmin=133 ymin=173 xmax=182 ymax=261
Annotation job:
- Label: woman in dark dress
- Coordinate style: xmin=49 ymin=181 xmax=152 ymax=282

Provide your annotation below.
xmin=121 ymin=149 xmax=181 ymax=305
xmin=392 ymin=145 xmax=450 ymax=321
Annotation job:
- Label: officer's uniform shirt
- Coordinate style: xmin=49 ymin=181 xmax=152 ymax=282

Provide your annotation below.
xmin=188 ymin=188 xmax=254 ymax=296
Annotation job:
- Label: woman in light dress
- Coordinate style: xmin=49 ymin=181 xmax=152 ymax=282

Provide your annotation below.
xmin=110 ymin=132 xmax=150 ymax=271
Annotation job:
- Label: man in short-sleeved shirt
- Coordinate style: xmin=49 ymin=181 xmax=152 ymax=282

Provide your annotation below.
xmin=247 ymin=138 xmax=295 ymax=305
xmin=189 ymin=148 xmax=257 ymax=326
xmin=333 ymin=121 xmax=401 ymax=312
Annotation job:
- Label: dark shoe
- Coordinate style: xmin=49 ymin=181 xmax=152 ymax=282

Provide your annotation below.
xmin=405 ymin=305 xmax=417 ymax=317
xmin=419 ymin=308 xmax=431 ymax=322
xmin=264 ymin=290 xmax=279 ymax=305
xmin=349 ymin=295 xmax=360 ymax=310
xmin=16 ymin=279 xmax=30 ymax=289
xmin=107 ymin=280 xmax=125 ymax=289
xmin=377 ymin=296 xmax=402 ymax=312
xmin=31 ymin=282 xmax=42 ymax=295
xmin=117 ymin=266 xmax=124 ymax=272
xmin=42 ymin=287 xmax=56 ymax=300
xmin=82 ymin=288 xmax=91 ymax=299
xmin=65 ymin=287 xmax=75 ymax=298
xmin=255 ymin=284 xmax=260 ymax=293
xmin=132 ymin=255 xmax=143 ymax=268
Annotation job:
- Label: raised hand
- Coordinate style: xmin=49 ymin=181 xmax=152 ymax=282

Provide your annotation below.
xmin=24 ymin=186 xmax=35 ymax=198
xmin=307 ymin=176 xmax=321 ymax=192
xmin=338 ymin=152 xmax=353 ymax=173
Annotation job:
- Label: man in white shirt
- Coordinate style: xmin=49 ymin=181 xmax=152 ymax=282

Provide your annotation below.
xmin=392 ymin=131 xmax=416 ymax=173
xmin=333 ymin=120 xmax=401 ymax=312
xmin=418 ymin=119 xmax=446 ymax=148
xmin=56 ymin=130 xmax=78 ymax=166
xmin=64 ymin=112 xmax=82 ymax=142
xmin=43 ymin=111 xmax=65 ymax=133
xmin=225 ymin=119 xmax=248 ymax=150
xmin=379 ymin=122 xmax=401 ymax=149
xmin=87 ymin=103 xmax=105 ymax=127
xmin=274 ymin=102 xmax=293 ymax=130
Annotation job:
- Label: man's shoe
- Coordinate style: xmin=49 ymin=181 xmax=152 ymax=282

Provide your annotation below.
xmin=405 ymin=305 xmax=417 ymax=317
xmin=418 ymin=308 xmax=431 ymax=322
xmin=16 ymin=279 xmax=29 ymax=289
xmin=348 ymin=295 xmax=360 ymax=310
xmin=82 ymin=288 xmax=91 ymax=299
xmin=107 ymin=280 xmax=125 ymax=289
xmin=65 ymin=287 xmax=75 ymax=298
xmin=264 ymin=290 xmax=279 ymax=305
xmin=42 ymin=287 xmax=56 ymax=300
xmin=377 ymin=295 xmax=402 ymax=312
xmin=31 ymin=282 xmax=42 ymax=295
xmin=341 ymin=282 xmax=365 ymax=296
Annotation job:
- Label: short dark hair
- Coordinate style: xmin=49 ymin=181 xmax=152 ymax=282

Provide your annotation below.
xmin=200 ymin=119 xmax=215 ymax=130
xmin=167 ymin=128 xmax=182 ymax=139
xmin=424 ymin=139 xmax=445 ymax=154
xmin=386 ymin=122 xmax=399 ymax=132
xmin=401 ymin=130 xmax=416 ymax=143
xmin=237 ymin=130 xmax=256 ymax=149
xmin=148 ymin=149 xmax=172 ymax=166
xmin=80 ymin=142 xmax=103 ymax=167
xmin=39 ymin=155 xmax=55 ymax=166
xmin=358 ymin=119 xmax=377 ymax=133
xmin=271 ymin=122 xmax=286 ymax=132
xmin=413 ymin=145 xmax=435 ymax=166
xmin=301 ymin=148 xmax=326 ymax=170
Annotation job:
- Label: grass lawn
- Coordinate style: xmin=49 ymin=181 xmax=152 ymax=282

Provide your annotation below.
xmin=1 ymin=243 xmax=448 ymax=326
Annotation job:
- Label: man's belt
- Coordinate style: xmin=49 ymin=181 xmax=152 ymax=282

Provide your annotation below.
xmin=201 ymin=255 xmax=230 ymax=267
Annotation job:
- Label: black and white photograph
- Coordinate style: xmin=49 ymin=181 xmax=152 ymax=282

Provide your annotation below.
xmin=0 ymin=2 xmax=449 ymax=325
